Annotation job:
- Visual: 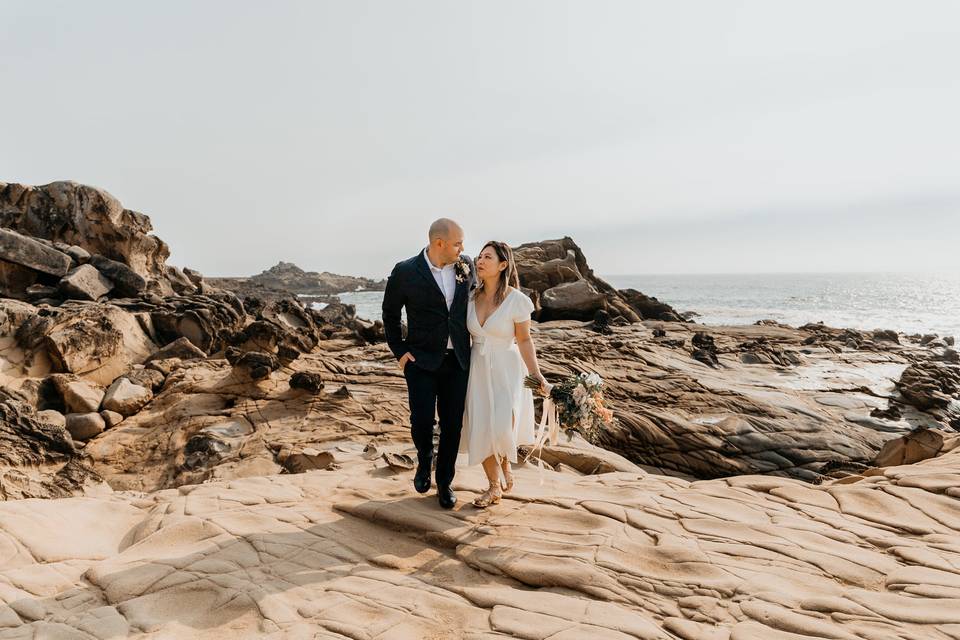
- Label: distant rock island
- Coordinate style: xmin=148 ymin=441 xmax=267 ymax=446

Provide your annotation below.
xmin=209 ymin=261 xmax=386 ymax=299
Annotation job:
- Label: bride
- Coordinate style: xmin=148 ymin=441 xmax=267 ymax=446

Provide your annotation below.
xmin=460 ymin=241 xmax=548 ymax=508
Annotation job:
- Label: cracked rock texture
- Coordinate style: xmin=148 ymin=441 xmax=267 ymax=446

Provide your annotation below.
xmin=0 ymin=440 xmax=959 ymax=638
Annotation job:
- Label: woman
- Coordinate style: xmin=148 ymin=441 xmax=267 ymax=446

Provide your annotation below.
xmin=460 ymin=241 xmax=548 ymax=507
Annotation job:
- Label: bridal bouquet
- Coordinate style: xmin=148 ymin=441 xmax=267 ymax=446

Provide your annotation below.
xmin=524 ymin=371 xmax=615 ymax=442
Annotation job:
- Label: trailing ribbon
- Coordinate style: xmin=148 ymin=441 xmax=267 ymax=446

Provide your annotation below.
xmin=521 ymin=395 xmax=559 ymax=485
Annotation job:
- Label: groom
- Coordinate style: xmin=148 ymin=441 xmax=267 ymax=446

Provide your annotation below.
xmin=381 ymin=219 xmax=475 ymax=509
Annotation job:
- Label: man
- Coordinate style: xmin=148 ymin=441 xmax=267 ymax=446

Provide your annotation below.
xmin=381 ymin=219 xmax=475 ymax=509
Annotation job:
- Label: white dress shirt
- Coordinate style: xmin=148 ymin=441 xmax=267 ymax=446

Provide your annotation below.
xmin=424 ymin=248 xmax=456 ymax=349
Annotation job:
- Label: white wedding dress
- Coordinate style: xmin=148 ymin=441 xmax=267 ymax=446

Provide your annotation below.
xmin=460 ymin=287 xmax=537 ymax=466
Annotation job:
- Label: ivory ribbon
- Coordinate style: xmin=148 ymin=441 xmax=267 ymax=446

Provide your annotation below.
xmin=521 ymin=396 xmax=560 ymax=485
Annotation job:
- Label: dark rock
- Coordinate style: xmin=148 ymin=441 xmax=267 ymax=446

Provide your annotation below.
xmin=89 ymin=254 xmax=147 ymax=297
xmin=25 ymin=284 xmax=59 ymax=301
xmin=652 ymin=328 xmax=667 ymax=338
xmin=290 ymin=371 xmax=324 ymax=394
xmin=872 ymin=329 xmax=900 ymax=344
xmin=691 ymin=332 xmax=719 ymax=367
xmin=618 ymin=288 xmax=683 ymax=322
xmin=0 ymin=227 xmax=72 ymax=277
xmin=591 ymin=309 xmax=612 ymax=334
xmin=228 ymin=349 xmax=280 ymax=380
xmin=0 ymin=259 xmax=40 ymax=299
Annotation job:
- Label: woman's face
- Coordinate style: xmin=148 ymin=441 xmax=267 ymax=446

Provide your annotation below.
xmin=475 ymin=245 xmax=506 ymax=279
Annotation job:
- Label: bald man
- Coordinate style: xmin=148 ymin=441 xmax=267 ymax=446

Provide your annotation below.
xmin=382 ymin=219 xmax=476 ymax=509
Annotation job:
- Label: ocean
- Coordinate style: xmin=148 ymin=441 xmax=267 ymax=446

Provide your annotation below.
xmin=326 ymin=272 xmax=960 ymax=341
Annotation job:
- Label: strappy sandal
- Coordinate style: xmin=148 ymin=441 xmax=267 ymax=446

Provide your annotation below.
xmin=500 ymin=458 xmax=514 ymax=493
xmin=472 ymin=483 xmax=502 ymax=508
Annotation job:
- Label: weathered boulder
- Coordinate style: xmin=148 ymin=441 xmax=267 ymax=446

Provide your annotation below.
xmin=57 ymin=378 xmax=105 ymax=414
xmin=100 ymin=409 xmax=123 ymax=428
xmin=112 ymin=292 xmax=246 ymax=354
xmin=0 ymin=227 xmax=72 ymax=276
xmin=65 ymin=412 xmax=105 ymax=441
xmin=513 ymin=237 xmax=675 ymax=323
xmin=122 ymin=367 xmax=166 ymax=392
xmin=101 ymin=378 xmax=153 ymax=416
xmin=539 ymin=280 xmax=606 ymax=321
xmin=289 ymin=371 xmax=324 ymax=393
xmin=23 ymin=303 xmax=156 ymax=385
xmin=144 ymin=336 xmax=206 ymax=363
xmin=36 ymin=409 xmax=66 ymax=429
xmin=618 ymin=288 xmax=683 ymax=322
xmin=58 ymin=264 xmax=113 ymax=301
xmin=874 ymin=428 xmax=945 ymax=467
xmin=88 ymin=255 xmax=146 ymax=297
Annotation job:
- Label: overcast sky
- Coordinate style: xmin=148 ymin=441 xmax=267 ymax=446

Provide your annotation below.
xmin=3 ymin=1 xmax=959 ymax=277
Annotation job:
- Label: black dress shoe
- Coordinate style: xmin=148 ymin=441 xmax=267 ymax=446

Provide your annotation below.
xmin=437 ymin=485 xmax=457 ymax=509
xmin=413 ymin=461 xmax=432 ymax=494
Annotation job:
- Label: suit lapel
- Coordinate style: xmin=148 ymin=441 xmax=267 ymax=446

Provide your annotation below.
xmin=416 ymin=251 xmax=445 ymax=300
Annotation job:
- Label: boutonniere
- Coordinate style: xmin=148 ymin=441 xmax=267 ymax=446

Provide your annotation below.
xmin=454 ymin=258 xmax=470 ymax=284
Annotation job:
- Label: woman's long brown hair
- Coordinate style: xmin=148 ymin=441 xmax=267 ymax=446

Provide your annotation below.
xmin=477 ymin=241 xmax=520 ymax=305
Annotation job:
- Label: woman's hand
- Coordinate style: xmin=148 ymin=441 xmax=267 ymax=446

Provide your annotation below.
xmin=534 ymin=373 xmax=549 ymax=395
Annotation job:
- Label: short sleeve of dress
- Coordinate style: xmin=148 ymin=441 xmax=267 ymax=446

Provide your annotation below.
xmin=512 ymin=289 xmax=535 ymax=323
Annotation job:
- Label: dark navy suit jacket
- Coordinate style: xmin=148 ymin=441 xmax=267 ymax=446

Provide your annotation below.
xmin=381 ymin=251 xmax=476 ymax=371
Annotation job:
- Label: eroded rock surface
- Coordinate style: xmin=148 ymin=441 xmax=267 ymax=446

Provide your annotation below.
xmin=0 ymin=443 xmax=958 ymax=638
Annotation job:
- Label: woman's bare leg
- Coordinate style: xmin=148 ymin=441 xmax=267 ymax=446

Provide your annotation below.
xmin=474 ymin=455 xmax=503 ymax=507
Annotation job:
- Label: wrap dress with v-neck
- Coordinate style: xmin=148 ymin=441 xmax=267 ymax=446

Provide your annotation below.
xmin=460 ymin=287 xmax=537 ymax=466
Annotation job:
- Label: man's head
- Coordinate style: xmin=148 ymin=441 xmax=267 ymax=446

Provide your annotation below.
xmin=427 ymin=218 xmax=465 ymax=266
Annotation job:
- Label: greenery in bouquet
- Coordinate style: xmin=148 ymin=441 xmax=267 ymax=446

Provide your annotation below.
xmin=524 ymin=371 xmax=615 ymax=442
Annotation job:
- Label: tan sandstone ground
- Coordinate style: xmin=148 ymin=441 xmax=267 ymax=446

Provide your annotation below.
xmin=1 ymin=437 xmax=959 ymax=639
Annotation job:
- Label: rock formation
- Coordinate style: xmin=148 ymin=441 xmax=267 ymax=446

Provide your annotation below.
xmin=513 ymin=236 xmax=683 ymax=322
xmin=211 ymin=260 xmax=386 ymax=298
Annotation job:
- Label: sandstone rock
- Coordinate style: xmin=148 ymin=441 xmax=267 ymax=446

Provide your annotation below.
xmin=144 ymin=336 xmax=206 ymax=363
xmin=122 ymin=367 xmax=166 ymax=392
xmin=512 ymin=237 xmax=653 ymax=323
xmin=0 ymin=181 xmax=169 ymax=282
xmin=276 ymin=447 xmax=335 ymax=473
xmin=100 ymin=409 xmax=123 ymax=428
xmin=539 ymin=280 xmax=605 ymax=321
xmin=0 ymin=227 xmax=72 ymax=276
xmin=101 ymin=378 xmax=153 ymax=416
xmin=145 ymin=357 xmax=182 ymax=377
xmin=64 ymin=245 xmax=90 ymax=264
xmin=36 ymin=409 xmax=66 ymax=429
xmin=58 ymin=264 xmax=113 ymax=301
xmin=88 ymin=254 xmax=146 ymax=297
xmin=65 ymin=412 xmax=105 ymax=441
xmin=33 ymin=303 xmax=156 ymax=385
xmin=946 ymin=336 xmax=956 ymax=346
xmin=874 ymin=429 xmax=944 ymax=467
xmin=58 ymin=379 xmax=105 ymax=414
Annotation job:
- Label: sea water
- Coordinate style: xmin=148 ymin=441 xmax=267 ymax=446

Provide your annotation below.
xmin=317 ymin=272 xmax=960 ymax=341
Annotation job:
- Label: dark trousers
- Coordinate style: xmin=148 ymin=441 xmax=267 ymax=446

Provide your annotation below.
xmin=403 ymin=350 xmax=469 ymax=487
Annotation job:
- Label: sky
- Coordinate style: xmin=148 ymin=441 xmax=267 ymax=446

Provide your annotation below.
xmin=2 ymin=0 xmax=959 ymax=278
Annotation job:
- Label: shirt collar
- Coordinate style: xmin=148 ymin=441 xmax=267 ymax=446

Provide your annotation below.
xmin=423 ymin=248 xmax=454 ymax=272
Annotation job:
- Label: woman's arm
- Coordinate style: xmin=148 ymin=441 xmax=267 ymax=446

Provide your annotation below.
xmin=515 ymin=320 xmax=547 ymax=391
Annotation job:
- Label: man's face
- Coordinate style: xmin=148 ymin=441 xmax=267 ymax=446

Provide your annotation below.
xmin=439 ymin=227 xmax=464 ymax=265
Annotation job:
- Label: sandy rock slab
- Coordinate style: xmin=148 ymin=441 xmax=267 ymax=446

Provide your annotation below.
xmin=0 ymin=445 xmax=958 ymax=639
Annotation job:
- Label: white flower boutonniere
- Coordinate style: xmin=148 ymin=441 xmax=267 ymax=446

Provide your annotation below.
xmin=454 ymin=258 xmax=470 ymax=284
